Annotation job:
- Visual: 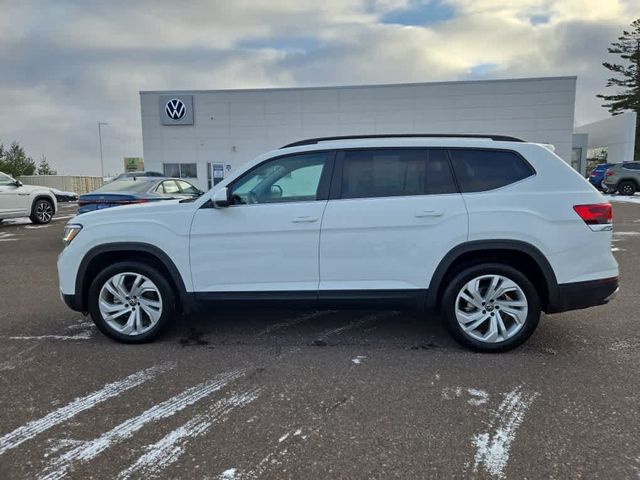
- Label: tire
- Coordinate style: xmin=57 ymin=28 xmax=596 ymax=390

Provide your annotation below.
xmin=30 ymin=198 xmax=54 ymax=224
xmin=441 ymin=263 xmax=541 ymax=353
xmin=618 ymin=181 xmax=637 ymax=196
xmin=88 ymin=261 xmax=176 ymax=343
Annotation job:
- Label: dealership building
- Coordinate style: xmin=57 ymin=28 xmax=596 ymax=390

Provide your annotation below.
xmin=140 ymin=76 xmax=579 ymax=190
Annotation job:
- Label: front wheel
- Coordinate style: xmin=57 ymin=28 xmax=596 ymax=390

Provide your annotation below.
xmin=30 ymin=198 xmax=54 ymax=224
xmin=441 ymin=263 xmax=541 ymax=353
xmin=88 ymin=262 xmax=176 ymax=343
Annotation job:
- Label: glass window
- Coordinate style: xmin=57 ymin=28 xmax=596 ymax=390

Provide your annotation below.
xmin=0 ymin=172 xmax=16 ymax=186
xmin=177 ymin=180 xmax=200 ymax=194
xmin=340 ymin=148 xmax=456 ymax=199
xmin=623 ymin=163 xmax=640 ymax=171
xmin=161 ymin=180 xmax=180 ymax=194
xmin=162 ymin=163 xmax=197 ymax=178
xmin=180 ymin=163 xmax=198 ymax=178
xmin=230 ymin=152 xmax=329 ymax=205
xmin=449 ymin=149 xmax=534 ymax=193
xmin=163 ymin=163 xmax=180 ymax=178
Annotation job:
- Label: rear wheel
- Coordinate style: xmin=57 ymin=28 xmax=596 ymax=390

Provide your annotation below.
xmin=441 ymin=263 xmax=541 ymax=353
xmin=88 ymin=261 xmax=176 ymax=343
xmin=618 ymin=181 xmax=637 ymax=196
xmin=30 ymin=198 xmax=54 ymax=224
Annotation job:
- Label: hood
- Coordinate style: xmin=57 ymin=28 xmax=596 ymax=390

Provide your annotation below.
xmin=16 ymin=184 xmax=53 ymax=194
xmin=71 ymin=198 xmax=189 ymax=224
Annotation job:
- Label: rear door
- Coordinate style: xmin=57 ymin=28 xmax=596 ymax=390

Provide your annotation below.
xmin=318 ymin=148 xmax=468 ymax=298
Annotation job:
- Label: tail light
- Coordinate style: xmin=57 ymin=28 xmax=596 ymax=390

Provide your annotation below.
xmin=573 ymin=203 xmax=612 ymax=231
xmin=605 ymin=169 xmax=614 ymax=177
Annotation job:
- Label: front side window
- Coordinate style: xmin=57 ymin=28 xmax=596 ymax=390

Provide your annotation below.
xmin=449 ymin=149 xmax=534 ymax=193
xmin=161 ymin=180 xmax=180 ymax=194
xmin=229 ymin=152 xmax=329 ymax=205
xmin=340 ymin=148 xmax=456 ymax=199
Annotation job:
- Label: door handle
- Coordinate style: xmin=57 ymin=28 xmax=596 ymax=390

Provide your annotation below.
xmin=415 ymin=210 xmax=443 ymax=218
xmin=291 ymin=216 xmax=319 ymax=223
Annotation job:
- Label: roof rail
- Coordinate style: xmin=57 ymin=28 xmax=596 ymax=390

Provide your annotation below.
xmin=281 ymin=133 xmax=524 ymax=149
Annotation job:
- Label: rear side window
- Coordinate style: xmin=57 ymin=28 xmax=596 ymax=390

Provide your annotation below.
xmin=340 ymin=148 xmax=457 ymax=199
xmin=449 ymin=149 xmax=534 ymax=193
xmin=623 ymin=163 xmax=640 ymax=171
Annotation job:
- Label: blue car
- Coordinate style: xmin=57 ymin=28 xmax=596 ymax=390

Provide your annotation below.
xmin=588 ymin=163 xmax=613 ymax=191
xmin=78 ymin=177 xmax=203 ymax=214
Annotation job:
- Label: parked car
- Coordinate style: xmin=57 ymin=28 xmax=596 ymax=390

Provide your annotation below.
xmin=602 ymin=162 xmax=640 ymax=195
xmin=50 ymin=188 xmax=79 ymax=203
xmin=0 ymin=171 xmax=57 ymax=224
xmin=587 ymin=163 xmax=613 ymax=191
xmin=77 ymin=177 xmax=202 ymax=214
xmin=58 ymin=134 xmax=618 ymax=352
xmin=111 ymin=171 xmax=164 ymax=182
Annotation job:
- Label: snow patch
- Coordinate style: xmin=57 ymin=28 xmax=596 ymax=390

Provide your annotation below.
xmin=0 ymin=363 xmax=174 ymax=455
xmin=605 ymin=194 xmax=640 ymax=204
xmin=315 ymin=311 xmax=399 ymax=342
xmin=472 ymin=385 xmax=538 ymax=479
xmin=351 ymin=355 xmax=367 ymax=365
xmin=219 ymin=468 xmax=238 ymax=479
xmin=38 ymin=369 xmax=246 ymax=480
xmin=117 ymin=388 xmax=260 ymax=480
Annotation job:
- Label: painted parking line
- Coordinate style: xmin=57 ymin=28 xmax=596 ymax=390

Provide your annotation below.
xmin=117 ymin=388 xmax=261 ymax=479
xmin=38 ymin=369 xmax=247 ymax=480
xmin=0 ymin=363 xmax=175 ymax=456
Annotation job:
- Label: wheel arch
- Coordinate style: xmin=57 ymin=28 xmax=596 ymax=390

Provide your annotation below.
xmin=31 ymin=194 xmax=57 ymax=214
xmin=75 ymin=242 xmax=190 ymax=314
xmin=617 ymin=177 xmax=639 ymax=189
xmin=427 ymin=240 xmax=559 ymax=312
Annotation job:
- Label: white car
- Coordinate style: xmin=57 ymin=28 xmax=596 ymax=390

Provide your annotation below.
xmin=0 ymin=172 xmax=57 ymax=224
xmin=57 ymin=134 xmax=619 ymax=352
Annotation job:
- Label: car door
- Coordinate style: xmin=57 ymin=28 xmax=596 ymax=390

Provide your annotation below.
xmin=189 ymin=151 xmax=333 ymax=294
xmin=318 ymin=148 xmax=468 ymax=298
xmin=0 ymin=173 xmax=28 ymax=216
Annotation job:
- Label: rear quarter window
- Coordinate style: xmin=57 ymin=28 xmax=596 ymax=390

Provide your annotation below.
xmin=449 ymin=149 xmax=534 ymax=193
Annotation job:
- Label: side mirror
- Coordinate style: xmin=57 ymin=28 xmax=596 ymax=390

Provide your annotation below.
xmin=14 ymin=180 xmax=23 ymax=187
xmin=212 ymin=187 xmax=230 ymax=208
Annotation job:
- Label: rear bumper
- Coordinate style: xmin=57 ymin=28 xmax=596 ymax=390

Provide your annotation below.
xmin=547 ymin=276 xmax=618 ymax=313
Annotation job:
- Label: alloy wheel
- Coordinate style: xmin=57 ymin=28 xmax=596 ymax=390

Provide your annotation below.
xmin=98 ymin=272 xmax=163 ymax=336
xmin=455 ymin=274 xmax=528 ymax=343
xmin=36 ymin=201 xmax=53 ymax=223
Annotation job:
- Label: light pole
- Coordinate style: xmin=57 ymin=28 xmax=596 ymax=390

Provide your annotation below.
xmin=97 ymin=122 xmax=108 ymax=178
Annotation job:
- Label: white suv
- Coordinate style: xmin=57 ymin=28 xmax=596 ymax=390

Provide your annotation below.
xmin=57 ymin=135 xmax=619 ymax=352
xmin=0 ymin=172 xmax=57 ymax=224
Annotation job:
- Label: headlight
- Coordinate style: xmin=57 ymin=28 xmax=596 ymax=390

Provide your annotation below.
xmin=62 ymin=224 xmax=82 ymax=246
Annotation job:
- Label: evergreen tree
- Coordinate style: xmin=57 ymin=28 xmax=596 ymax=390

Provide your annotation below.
xmin=0 ymin=141 xmax=37 ymax=177
xmin=597 ymin=18 xmax=640 ymax=160
xmin=37 ymin=155 xmax=57 ymax=175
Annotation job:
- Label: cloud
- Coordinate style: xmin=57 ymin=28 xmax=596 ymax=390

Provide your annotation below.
xmin=0 ymin=0 xmax=637 ymax=175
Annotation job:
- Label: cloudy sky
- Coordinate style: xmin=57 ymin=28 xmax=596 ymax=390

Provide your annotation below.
xmin=1 ymin=0 xmax=638 ymax=175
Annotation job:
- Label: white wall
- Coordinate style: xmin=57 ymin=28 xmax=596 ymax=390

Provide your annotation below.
xmin=574 ymin=111 xmax=637 ymax=164
xmin=141 ymin=77 xmax=577 ymax=190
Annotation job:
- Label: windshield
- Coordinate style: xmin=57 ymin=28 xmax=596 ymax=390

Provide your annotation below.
xmin=92 ymin=180 xmax=156 ymax=194
xmin=0 ymin=172 xmax=16 ymax=185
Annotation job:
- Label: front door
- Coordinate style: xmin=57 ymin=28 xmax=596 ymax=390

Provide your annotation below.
xmin=0 ymin=173 xmax=28 ymax=216
xmin=190 ymin=151 xmax=333 ymax=294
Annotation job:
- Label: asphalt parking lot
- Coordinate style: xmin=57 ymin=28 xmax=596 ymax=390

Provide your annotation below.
xmin=0 ymin=200 xmax=639 ymax=479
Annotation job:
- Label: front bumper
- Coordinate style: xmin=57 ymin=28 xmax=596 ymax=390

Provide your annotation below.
xmin=547 ymin=276 xmax=619 ymax=313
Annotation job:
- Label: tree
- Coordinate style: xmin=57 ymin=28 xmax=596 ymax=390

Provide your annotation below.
xmin=597 ymin=18 xmax=640 ymax=161
xmin=0 ymin=141 xmax=37 ymax=177
xmin=36 ymin=155 xmax=57 ymax=175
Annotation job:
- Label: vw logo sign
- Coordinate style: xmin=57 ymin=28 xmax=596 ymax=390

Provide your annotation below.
xmin=165 ymin=98 xmax=186 ymax=120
